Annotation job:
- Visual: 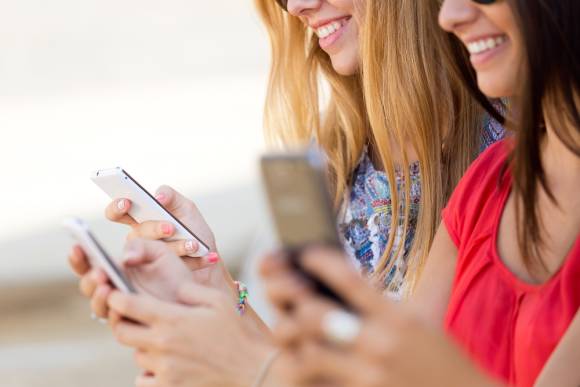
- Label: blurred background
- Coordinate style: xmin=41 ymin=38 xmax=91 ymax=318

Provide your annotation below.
xmin=0 ymin=1 xmax=275 ymax=385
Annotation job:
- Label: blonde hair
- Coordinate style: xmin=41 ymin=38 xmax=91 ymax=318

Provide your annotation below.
xmin=253 ymin=0 xmax=369 ymax=204
xmin=360 ymin=0 xmax=482 ymax=292
xmin=255 ymin=0 xmax=483 ymax=292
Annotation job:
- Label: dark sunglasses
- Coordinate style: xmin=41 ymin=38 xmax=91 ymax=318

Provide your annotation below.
xmin=472 ymin=0 xmax=496 ymax=4
xmin=274 ymin=0 xmax=288 ymax=11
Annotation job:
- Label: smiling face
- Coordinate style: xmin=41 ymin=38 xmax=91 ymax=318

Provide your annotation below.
xmin=439 ymin=0 xmax=524 ymax=98
xmin=286 ymin=0 xmax=360 ymax=76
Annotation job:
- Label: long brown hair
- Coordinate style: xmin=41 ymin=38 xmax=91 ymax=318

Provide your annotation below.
xmin=254 ymin=0 xmax=489 ymax=291
xmin=506 ymin=0 xmax=580 ymax=269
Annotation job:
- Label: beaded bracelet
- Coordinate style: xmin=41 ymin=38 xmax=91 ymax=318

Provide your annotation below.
xmin=234 ymin=281 xmax=249 ymax=315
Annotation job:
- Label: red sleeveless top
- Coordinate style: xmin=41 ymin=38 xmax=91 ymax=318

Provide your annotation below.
xmin=442 ymin=140 xmax=580 ymax=387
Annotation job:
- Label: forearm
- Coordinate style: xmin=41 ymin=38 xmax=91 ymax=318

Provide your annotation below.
xmin=243 ymin=303 xmax=272 ymax=338
xmin=260 ymin=351 xmax=294 ymax=387
xmin=534 ymin=311 xmax=580 ymax=387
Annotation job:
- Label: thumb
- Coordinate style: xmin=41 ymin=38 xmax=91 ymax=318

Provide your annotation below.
xmin=123 ymin=239 xmax=169 ymax=267
xmin=155 ymin=185 xmax=186 ymax=212
xmin=176 ymin=282 xmax=229 ymax=309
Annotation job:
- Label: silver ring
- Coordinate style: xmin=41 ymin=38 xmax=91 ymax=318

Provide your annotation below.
xmin=321 ymin=309 xmax=361 ymax=347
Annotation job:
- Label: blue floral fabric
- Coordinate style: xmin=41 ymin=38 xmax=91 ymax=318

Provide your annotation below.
xmin=338 ymin=114 xmax=506 ymax=298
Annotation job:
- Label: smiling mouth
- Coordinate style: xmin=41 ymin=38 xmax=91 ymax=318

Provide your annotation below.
xmin=466 ymin=35 xmax=508 ymax=55
xmin=313 ymin=17 xmax=351 ymax=39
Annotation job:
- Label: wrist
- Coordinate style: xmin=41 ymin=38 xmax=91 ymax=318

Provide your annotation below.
xmin=249 ymin=345 xmax=282 ymax=387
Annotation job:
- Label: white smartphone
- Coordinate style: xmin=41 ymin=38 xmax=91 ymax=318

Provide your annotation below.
xmin=63 ymin=217 xmax=136 ymax=293
xmin=91 ymin=168 xmax=210 ymax=257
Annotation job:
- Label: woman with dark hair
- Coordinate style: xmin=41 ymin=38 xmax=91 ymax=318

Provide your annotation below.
xmin=261 ymin=0 xmax=580 ymax=385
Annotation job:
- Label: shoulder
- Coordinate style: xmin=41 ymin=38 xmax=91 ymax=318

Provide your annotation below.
xmin=442 ymin=139 xmax=512 ymax=247
xmin=465 ymin=139 xmax=510 ymax=186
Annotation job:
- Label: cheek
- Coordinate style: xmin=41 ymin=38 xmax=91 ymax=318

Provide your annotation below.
xmin=329 ymin=39 xmax=360 ymax=75
xmin=329 ymin=0 xmax=355 ymax=10
xmin=476 ymin=4 xmax=524 ymax=98
xmin=476 ymin=49 xmax=522 ymax=98
xmin=329 ymin=22 xmax=360 ymax=75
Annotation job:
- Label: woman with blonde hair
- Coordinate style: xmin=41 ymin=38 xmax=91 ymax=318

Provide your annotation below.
xmin=67 ymin=0 xmax=504 ymax=386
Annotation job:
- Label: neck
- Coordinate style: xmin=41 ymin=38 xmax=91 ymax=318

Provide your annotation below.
xmin=542 ymin=112 xmax=580 ymax=189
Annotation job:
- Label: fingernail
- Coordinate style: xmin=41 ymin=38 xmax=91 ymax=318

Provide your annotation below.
xmin=207 ymin=252 xmax=220 ymax=264
xmin=184 ymin=240 xmax=197 ymax=252
xmin=124 ymin=257 xmax=141 ymax=266
xmin=155 ymin=193 xmax=166 ymax=202
xmin=161 ymin=223 xmax=173 ymax=235
xmin=117 ymin=199 xmax=126 ymax=211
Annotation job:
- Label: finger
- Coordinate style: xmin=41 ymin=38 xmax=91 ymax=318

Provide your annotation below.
xmin=79 ymin=268 xmax=108 ymax=298
xmin=135 ymin=374 xmax=158 ymax=387
xmin=259 ymin=250 xmax=291 ymax=278
xmin=108 ymin=291 xmax=175 ymax=324
xmin=164 ymin=239 xmax=200 ymax=257
xmin=293 ymin=298 xmax=338 ymax=340
xmin=180 ymin=251 xmax=220 ymax=270
xmin=294 ymin=342 xmax=367 ymax=385
xmin=154 ymin=185 xmax=190 ymax=213
xmin=264 ymin=272 xmax=312 ymax=312
xmin=108 ymin=309 xmax=122 ymax=328
xmin=105 ymin=198 xmax=137 ymax=226
xmin=113 ymin=320 xmax=153 ymax=349
xmin=122 ymin=239 xmax=172 ymax=267
xmin=134 ymin=350 xmax=156 ymax=373
xmin=68 ymin=245 xmax=91 ymax=276
xmin=176 ymin=282 xmax=229 ymax=309
xmin=91 ymin=284 xmax=113 ymax=318
xmin=126 ymin=221 xmax=175 ymax=241
xmin=272 ymin=315 xmax=303 ymax=347
xmin=301 ymin=247 xmax=385 ymax=315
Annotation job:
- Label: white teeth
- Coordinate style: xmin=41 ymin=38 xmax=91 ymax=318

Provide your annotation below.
xmin=486 ymin=38 xmax=496 ymax=49
xmin=466 ymin=35 xmax=506 ymax=55
xmin=315 ymin=20 xmax=343 ymax=39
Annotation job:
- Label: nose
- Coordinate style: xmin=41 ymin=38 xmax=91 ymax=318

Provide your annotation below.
xmin=286 ymin=0 xmax=322 ymax=18
xmin=439 ymin=0 xmax=478 ymax=34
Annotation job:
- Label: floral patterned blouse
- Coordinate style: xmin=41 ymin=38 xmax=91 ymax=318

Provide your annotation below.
xmin=338 ymin=114 xmax=506 ymax=299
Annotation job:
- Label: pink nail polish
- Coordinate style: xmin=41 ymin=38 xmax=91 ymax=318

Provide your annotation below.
xmin=155 ymin=193 xmax=166 ymax=202
xmin=161 ymin=223 xmax=173 ymax=235
xmin=207 ymin=252 xmax=220 ymax=264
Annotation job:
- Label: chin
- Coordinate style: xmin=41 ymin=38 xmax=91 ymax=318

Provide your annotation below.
xmin=477 ymin=75 xmax=515 ymax=99
xmin=330 ymin=54 xmax=359 ymax=76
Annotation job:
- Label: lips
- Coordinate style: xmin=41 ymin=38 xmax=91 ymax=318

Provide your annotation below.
xmin=312 ymin=17 xmax=351 ymax=50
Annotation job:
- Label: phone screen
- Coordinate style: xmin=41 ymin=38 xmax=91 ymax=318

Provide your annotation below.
xmin=261 ymin=151 xmax=348 ymax=307
xmin=85 ymin=228 xmax=137 ymax=293
xmin=119 ymin=169 xmax=210 ymax=251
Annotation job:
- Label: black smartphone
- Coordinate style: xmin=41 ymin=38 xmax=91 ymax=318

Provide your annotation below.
xmin=261 ymin=148 xmax=347 ymax=307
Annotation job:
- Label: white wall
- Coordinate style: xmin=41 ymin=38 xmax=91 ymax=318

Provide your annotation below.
xmin=0 ymin=0 xmax=273 ymax=284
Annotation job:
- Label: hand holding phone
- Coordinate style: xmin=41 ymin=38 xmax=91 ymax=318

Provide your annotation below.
xmin=65 ymin=217 xmax=195 ymax=301
xmin=91 ymin=168 xmax=210 ymax=257
xmin=63 ymin=217 xmax=136 ymax=293
xmin=261 ymin=148 xmax=348 ymax=307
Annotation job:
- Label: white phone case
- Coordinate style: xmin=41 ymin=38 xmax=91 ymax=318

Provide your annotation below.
xmin=91 ymin=168 xmax=210 ymax=257
xmin=63 ymin=217 xmax=136 ymax=293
